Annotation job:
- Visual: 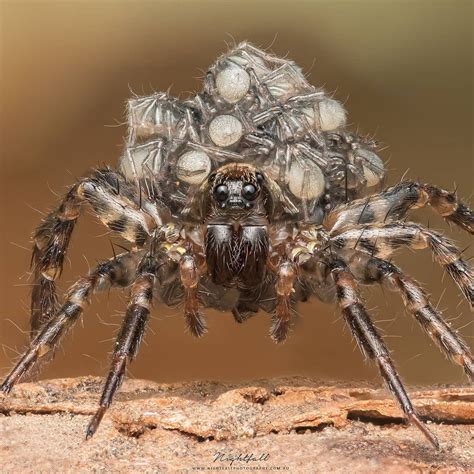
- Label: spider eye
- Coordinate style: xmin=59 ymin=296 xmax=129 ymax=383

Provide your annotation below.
xmin=242 ymin=183 xmax=258 ymax=200
xmin=214 ymin=184 xmax=229 ymax=202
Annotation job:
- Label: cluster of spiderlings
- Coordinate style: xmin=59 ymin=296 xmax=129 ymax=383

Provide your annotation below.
xmin=119 ymin=42 xmax=385 ymax=223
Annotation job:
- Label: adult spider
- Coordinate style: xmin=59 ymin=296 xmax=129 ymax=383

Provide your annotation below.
xmin=1 ymin=42 xmax=472 ymax=448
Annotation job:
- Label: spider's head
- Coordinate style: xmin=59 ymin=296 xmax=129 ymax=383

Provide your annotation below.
xmin=181 ymin=162 xmax=298 ymax=223
xmin=208 ymin=164 xmax=264 ymax=211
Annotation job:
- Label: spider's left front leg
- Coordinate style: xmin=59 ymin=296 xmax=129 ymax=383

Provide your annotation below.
xmin=272 ymin=231 xmax=441 ymax=445
xmin=330 ymin=260 xmax=440 ymax=448
xmin=345 ymin=252 xmax=473 ymax=378
xmin=34 ymin=224 xmax=202 ymax=438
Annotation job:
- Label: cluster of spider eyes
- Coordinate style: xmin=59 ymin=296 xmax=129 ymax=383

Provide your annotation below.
xmin=214 ymin=182 xmax=259 ymax=202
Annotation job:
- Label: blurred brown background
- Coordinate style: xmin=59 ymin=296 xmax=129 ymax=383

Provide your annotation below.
xmin=0 ymin=1 xmax=472 ymax=388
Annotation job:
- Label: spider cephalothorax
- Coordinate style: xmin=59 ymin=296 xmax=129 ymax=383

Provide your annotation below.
xmin=187 ymin=163 xmax=269 ymax=220
xmin=210 ymin=164 xmax=264 ymax=210
xmin=1 ymin=42 xmax=473 ymax=448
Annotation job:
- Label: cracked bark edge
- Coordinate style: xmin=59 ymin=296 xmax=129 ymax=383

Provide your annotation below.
xmin=0 ymin=376 xmax=472 ymax=441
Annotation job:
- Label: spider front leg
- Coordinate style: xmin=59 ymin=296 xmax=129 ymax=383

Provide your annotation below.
xmin=330 ymin=261 xmax=440 ymax=448
xmin=326 ymin=181 xmax=474 ymax=234
xmin=1 ymin=251 xmax=143 ymax=394
xmin=331 ymin=222 xmax=473 ymax=306
xmin=86 ymin=252 xmax=157 ymax=439
xmin=30 ymin=168 xmax=156 ymax=336
xmin=345 ymin=252 xmax=473 ymax=378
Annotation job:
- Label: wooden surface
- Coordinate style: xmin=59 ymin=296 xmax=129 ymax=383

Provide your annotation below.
xmin=1 ymin=376 xmax=473 ymax=472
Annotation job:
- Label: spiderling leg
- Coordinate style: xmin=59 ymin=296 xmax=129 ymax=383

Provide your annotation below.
xmin=346 ymin=253 xmax=473 ymax=378
xmin=330 ymin=260 xmax=440 ymax=449
xmin=1 ymin=251 xmax=142 ymax=394
xmin=86 ymin=253 xmax=157 ymax=439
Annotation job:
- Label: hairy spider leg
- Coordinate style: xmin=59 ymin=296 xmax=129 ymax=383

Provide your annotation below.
xmin=179 ymin=254 xmax=207 ymax=337
xmin=331 ymin=223 xmax=473 ymax=306
xmin=331 ymin=261 xmax=440 ymax=449
xmin=86 ymin=253 xmax=157 ymax=439
xmin=30 ymin=169 xmax=155 ymax=336
xmin=346 ymin=253 xmax=473 ymax=378
xmin=326 ymin=181 xmax=474 ymax=235
xmin=1 ymin=251 xmax=142 ymax=394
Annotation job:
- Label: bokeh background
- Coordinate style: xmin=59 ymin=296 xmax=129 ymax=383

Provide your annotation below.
xmin=0 ymin=1 xmax=472 ymax=388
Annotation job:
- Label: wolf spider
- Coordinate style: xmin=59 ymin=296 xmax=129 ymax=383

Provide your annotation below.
xmin=1 ymin=42 xmax=472 ymax=448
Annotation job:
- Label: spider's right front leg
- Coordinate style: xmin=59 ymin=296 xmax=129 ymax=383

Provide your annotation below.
xmin=31 ymin=169 xmax=156 ymax=336
xmin=86 ymin=251 xmax=158 ymax=439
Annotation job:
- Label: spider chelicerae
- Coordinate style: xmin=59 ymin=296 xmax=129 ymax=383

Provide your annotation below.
xmin=1 ymin=42 xmax=472 ymax=448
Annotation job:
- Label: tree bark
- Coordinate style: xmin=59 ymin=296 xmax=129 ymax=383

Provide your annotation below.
xmin=1 ymin=376 xmax=472 ymax=472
